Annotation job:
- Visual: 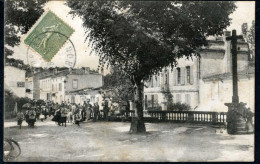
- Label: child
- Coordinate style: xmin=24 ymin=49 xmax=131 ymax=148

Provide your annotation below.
xmin=75 ymin=112 xmax=81 ymax=126
xmin=17 ymin=111 xmax=24 ymax=129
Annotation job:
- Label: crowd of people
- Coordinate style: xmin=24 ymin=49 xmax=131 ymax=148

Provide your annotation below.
xmin=16 ymin=99 xmax=130 ymax=128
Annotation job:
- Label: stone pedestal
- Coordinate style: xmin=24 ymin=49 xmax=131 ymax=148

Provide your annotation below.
xmin=225 ymin=102 xmax=253 ymax=134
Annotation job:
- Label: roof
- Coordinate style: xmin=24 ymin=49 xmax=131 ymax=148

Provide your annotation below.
xmin=39 ymin=69 xmax=101 ymax=80
xmin=66 ymin=87 xmax=113 ymax=95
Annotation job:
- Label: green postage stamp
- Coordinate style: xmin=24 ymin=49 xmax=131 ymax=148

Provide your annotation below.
xmin=24 ymin=11 xmax=74 ymax=62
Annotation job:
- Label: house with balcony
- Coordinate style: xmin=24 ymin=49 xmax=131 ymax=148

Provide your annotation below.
xmin=144 ymin=30 xmax=254 ymax=112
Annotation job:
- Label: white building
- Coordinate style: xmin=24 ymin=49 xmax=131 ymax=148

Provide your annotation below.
xmin=39 ymin=68 xmax=103 ymax=104
xmin=4 ymin=66 xmax=26 ymax=97
xmin=144 ymin=31 xmax=254 ymax=112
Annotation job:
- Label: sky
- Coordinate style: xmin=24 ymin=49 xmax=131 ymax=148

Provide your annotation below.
xmin=10 ymin=1 xmax=255 ymax=72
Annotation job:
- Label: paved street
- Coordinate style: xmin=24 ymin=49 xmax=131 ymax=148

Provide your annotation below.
xmin=4 ymin=118 xmax=254 ymax=162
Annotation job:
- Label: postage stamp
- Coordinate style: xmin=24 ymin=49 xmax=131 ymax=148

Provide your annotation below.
xmin=24 ymin=10 xmax=75 ymax=62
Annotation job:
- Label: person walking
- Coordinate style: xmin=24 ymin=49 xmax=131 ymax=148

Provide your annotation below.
xmin=103 ymin=100 xmax=109 ymax=121
xmin=93 ymin=102 xmax=99 ymax=122
xmin=28 ymin=108 xmax=36 ymax=127
xmin=56 ymin=109 xmax=62 ymax=126
xmin=86 ymin=101 xmax=92 ymax=121
xmin=60 ymin=108 xmax=67 ymax=127
xmin=17 ymin=110 xmax=24 ymax=129
xmin=75 ymin=108 xmax=81 ymax=126
xmin=71 ymin=103 xmax=76 ymax=124
xmin=82 ymin=101 xmax=87 ymax=121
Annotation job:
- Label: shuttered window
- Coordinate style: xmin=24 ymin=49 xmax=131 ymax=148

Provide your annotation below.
xmin=185 ymin=94 xmax=191 ymax=105
xmin=181 ymin=67 xmax=185 ymax=85
xmin=59 ymin=83 xmax=62 ymax=91
xmin=173 ymin=69 xmax=177 ymax=86
xmin=72 ymin=79 xmax=78 ymax=89
xmin=190 ymin=65 xmax=194 ymax=84
xmin=176 ymin=94 xmax=181 ymax=103
xmin=186 ymin=66 xmax=191 ymax=84
xmin=177 ymin=68 xmax=181 ymax=84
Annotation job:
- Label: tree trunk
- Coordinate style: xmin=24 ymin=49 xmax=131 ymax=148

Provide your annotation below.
xmin=130 ymin=82 xmax=146 ymax=133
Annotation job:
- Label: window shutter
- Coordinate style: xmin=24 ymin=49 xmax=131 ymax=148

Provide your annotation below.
xmin=173 ymin=69 xmax=177 ymax=86
xmin=154 ymin=94 xmax=158 ymax=105
xmin=160 ymin=73 xmax=164 ymax=87
xmin=190 ymin=65 xmax=194 ymax=85
xmin=181 ymin=67 xmax=185 ymax=85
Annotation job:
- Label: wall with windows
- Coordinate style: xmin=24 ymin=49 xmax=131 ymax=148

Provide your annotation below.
xmin=65 ymin=74 xmax=103 ymax=92
xmin=144 ymin=56 xmax=199 ymax=110
xmin=51 ymin=76 xmax=66 ymax=104
xmin=4 ymin=66 xmax=26 ymax=97
xmin=39 ymin=77 xmax=54 ymax=101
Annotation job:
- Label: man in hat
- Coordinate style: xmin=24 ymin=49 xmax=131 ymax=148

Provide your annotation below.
xmin=93 ymin=102 xmax=99 ymax=122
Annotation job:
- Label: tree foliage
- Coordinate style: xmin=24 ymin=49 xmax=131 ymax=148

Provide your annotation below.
xmin=5 ymin=0 xmax=45 ymax=71
xmin=67 ymin=1 xmax=236 ymax=84
xmin=103 ymin=66 xmax=134 ymax=105
xmin=67 ymin=1 xmax=236 ymax=132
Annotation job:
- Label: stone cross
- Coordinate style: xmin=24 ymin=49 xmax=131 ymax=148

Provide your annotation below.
xmin=226 ymin=30 xmax=243 ymax=104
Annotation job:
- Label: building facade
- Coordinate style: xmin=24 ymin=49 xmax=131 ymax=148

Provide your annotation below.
xmin=4 ymin=66 xmax=26 ymax=97
xmin=144 ymin=31 xmax=254 ymax=112
xmin=39 ymin=68 xmax=103 ymax=104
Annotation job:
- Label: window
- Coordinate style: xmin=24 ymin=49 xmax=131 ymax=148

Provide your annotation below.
xmin=72 ymin=79 xmax=78 ymax=89
xmin=176 ymin=94 xmax=181 ymax=103
xmin=185 ymin=94 xmax=191 ymax=105
xmin=59 ymin=83 xmax=62 ymax=91
xmin=151 ymin=95 xmax=154 ymax=108
xmin=52 ymin=84 xmax=54 ymax=91
xmin=165 ymin=72 xmax=168 ymax=85
xmin=17 ymin=82 xmax=25 ymax=87
xmin=177 ymin=68 xmax=181 ymax=84
xmin=186 ymin=66 xmax=191 ymax=84
xmin=145 ymin=95 xmax=148 ymax=109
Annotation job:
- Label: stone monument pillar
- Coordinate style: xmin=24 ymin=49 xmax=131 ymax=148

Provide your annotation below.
xmin=224 ymin=30 xmax=253 ymax=134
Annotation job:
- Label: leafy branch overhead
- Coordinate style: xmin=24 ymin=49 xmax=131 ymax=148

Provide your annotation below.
xmin=5 ymin=0 xmax=45 ymax=71
xmin=67 ymin=1 xmax=236 ymax=83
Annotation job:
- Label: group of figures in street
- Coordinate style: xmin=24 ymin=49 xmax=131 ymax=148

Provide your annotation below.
xmin=15 ymin=99 xmax=126 ymax=128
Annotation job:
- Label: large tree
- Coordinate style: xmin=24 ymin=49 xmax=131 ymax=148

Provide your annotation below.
xmin=5 ymin=0 xmax=45 ymax=72
xmin=67 ymin=1 xmax=236 ymax=133
xmin=103 ymin=66 xmax=134 ymax=105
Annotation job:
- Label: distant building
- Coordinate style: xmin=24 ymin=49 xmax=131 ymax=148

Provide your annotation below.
xmin=144 ymin=31 xmax=254 ymax=112
xmin=4 ymin=65 xmax=26 ymax=97
xmin=39 ymin=68 xmax=103 ymax=104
